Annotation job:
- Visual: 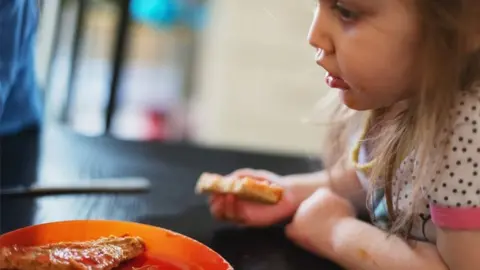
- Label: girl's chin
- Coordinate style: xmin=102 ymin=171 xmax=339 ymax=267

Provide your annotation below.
xmin=337 ymin=88 xmax=371 ymax=111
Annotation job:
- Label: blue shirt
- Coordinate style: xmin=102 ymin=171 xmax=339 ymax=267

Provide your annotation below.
xmin=0 ymin=0 xmax=42 ymax=135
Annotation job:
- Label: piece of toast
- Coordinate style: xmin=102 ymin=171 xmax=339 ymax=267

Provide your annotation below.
xmin=195 ymin=173 xmax=284 ymax=204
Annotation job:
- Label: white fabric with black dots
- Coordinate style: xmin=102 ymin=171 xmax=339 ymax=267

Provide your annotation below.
xmin=425 ymin=89 xmax=480 ymax=209
xmin=356 ymin=86 xmax=480 ymax=243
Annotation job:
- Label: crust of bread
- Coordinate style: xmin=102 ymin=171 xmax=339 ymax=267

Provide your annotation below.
xmin=195 ymin=173 xmax=284 ymax=204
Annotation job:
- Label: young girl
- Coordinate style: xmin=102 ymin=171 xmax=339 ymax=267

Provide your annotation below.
xmin=209 ymin=0 xmax=480 ymax=269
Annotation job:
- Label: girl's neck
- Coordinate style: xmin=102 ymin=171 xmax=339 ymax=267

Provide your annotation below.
xmin=383 ymin=100 xmax=409 ymax=121
xmin=366 ymin=100 xmax=410 ymax=138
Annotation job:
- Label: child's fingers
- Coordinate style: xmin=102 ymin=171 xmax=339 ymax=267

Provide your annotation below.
xmin=224 ymin=194 xmax=234 ymax=220
xmin=229 ymin=169 xmax=279 ymax=182
xmin=224 ymin=194 xmax=242 ymax=222
xmin=208 ymin=194 xmax=220 ymax=205
xmin=210 ymin=195 xmax=226 ymax=220
xmin=229 ymin=168 xmax=261 ymax=177
xmin=210 ymin=194 xmax=245 ymax=223
xmin=209 ymin=192 xmax=289 ymax=226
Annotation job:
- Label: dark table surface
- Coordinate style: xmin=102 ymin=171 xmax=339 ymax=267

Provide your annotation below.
xmin=0 ymin=125 xmax=342 ymax=269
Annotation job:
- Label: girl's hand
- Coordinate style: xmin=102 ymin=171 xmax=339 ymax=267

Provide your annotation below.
xmin=285 ymin=188 xmax=356 ymax=256
xmin=208 ymin=169 xmax=298 ymax=227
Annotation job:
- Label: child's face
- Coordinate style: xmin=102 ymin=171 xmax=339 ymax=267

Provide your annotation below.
xmin=309 ymin=0 xmax=419 ymax=110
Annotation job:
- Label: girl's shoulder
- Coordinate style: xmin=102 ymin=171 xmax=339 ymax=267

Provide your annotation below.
xmin=451 ymin=85 xmax=480 ymax=125
xmin=431 ymin=84 xmax=480 ymax=182
xmin=423 ymin=85 xmax=480 ymax=230
xmin=442 ymin=85 xmax=480 ymax=149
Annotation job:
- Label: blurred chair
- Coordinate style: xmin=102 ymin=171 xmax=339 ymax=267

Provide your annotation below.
xmin=56 ymin=0 xmax=132 ymax=133
xmin=45 ymin=0 xmax=205 ymax=139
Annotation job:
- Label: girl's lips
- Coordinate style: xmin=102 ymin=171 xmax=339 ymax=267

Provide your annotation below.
xmin=325 ymin=73 xmax=351 ymax=90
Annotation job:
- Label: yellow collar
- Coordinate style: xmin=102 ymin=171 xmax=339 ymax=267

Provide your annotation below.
xmin=350 ymin=114 xmax=375 ymax=173
xmin=351 ymin=113 xmax=410 ymax=174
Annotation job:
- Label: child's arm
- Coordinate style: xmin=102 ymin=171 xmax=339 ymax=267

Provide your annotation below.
xmin=283 ymin=164 xmax=366 ymax=210
xmin=437 ymin=229 xmax=480 ymax=270
xmin=208 ymin=165 xmax=363 ymax=227
xmin=327 ymin=217 xmax=448 ymax=270
xmin=330 ymin=219 xmax=480 ymax=270
xmin=286 ymin=189 xmax=448 ymax=270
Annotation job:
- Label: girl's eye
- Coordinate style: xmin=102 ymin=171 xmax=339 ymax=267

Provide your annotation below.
xmin=332 ymin=2 xmax=359 ymax=22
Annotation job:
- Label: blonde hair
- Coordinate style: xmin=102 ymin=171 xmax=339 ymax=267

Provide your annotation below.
xmin=322 ymin=0 xmax=480 ymax=237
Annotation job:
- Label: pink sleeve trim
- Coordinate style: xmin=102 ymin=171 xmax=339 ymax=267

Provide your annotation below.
xmin=430 ymin=204 xmax=480 ymax=230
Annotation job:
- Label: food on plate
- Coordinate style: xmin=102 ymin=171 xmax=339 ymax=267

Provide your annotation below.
xmin=195 ymin=172 xmax=284 ymax=204
xmin=0 ymin=235 xmax=145 ymax=270
xmin=133 ymin=266 xmax=158 ymax=270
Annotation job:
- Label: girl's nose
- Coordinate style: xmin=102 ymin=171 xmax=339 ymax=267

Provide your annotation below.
xmin=308 ymin=6 xmax=335 ymax=55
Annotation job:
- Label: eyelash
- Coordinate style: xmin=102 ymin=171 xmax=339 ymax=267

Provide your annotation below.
xmin=331 ymin=1 xmax=359 ymax=22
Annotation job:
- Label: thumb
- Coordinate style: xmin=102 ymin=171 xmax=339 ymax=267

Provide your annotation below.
xmin=284 ymin=222 xmax=296 ymax=239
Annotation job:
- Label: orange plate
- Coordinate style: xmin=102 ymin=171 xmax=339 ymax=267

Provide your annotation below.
xmin=0 ymin=220 xmax=233 ymax=270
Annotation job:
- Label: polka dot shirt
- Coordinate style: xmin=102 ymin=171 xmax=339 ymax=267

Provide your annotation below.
xmin=354 ymin=87 xmax=480 ymax=242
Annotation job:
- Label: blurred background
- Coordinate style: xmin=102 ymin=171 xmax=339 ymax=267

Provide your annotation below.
xmin=37 ymin=0 xmax=330 ymax=156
